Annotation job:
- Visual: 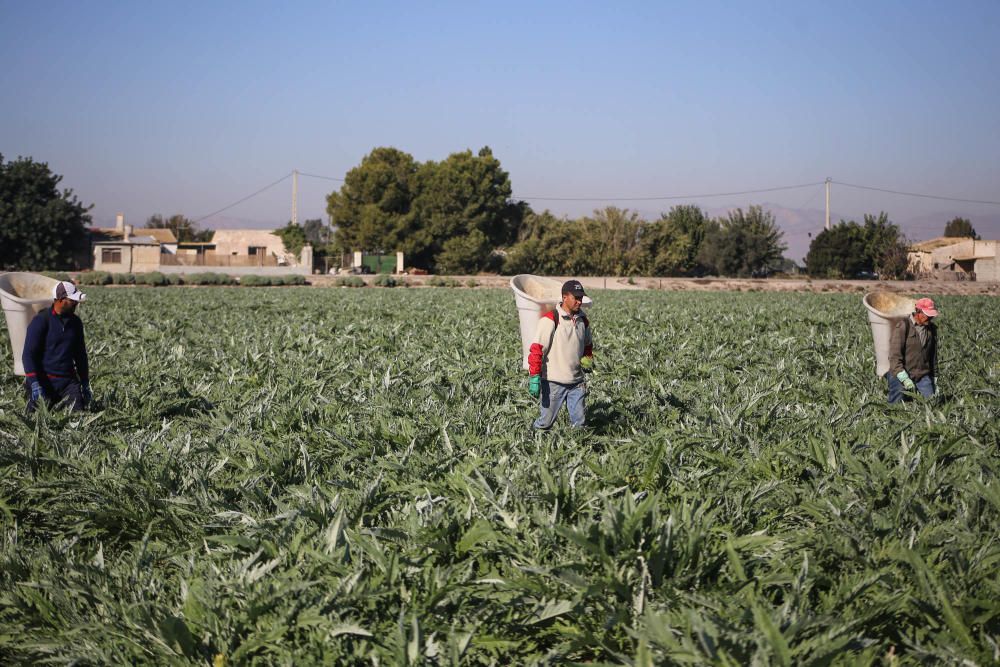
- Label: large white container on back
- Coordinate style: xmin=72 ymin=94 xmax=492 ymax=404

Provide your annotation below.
xmin=863 ymin=291 xmax=915 ymax=378
xmin=510 ymin=275 xmax=593 ymax=369
xmin=0 ymin=272 xmax=60 ymax=375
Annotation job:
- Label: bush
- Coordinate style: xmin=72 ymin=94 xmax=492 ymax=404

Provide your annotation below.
xmin=78 ymin=271 xmax=112 ymax=286
xmin=427 ymin=275 xmax=461 ymax=287
xmin=239 ymin=275 xmax=270 ymax=287
xmin=135 ymin=272 xmax=168 ymax=286
xmin=373 ymin=274 xmax=398 ymax=288
xmin=41 ymin=271 xmax=73 ymax=282
xmin=335 ymin=276 xmax=365 ymax=288
xmin=465 ymin=278 xmax=479 ymax=288
xmin=166 ymin=273 xmax=183 ymax=285
xmin=280 ymin=274 xmax=307 ymax=286
xmin=184 ymin=272 xmax=236 ymax=285
xmin=111 ymin=273 xmax=135 ymax=285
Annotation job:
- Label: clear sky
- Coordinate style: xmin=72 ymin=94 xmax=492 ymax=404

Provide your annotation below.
xmin=2 ymin=0 xmax=999 ymax=260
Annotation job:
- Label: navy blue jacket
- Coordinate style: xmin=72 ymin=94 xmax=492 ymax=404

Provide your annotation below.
xmin=22 ymin=307 xmax=89 ymax=385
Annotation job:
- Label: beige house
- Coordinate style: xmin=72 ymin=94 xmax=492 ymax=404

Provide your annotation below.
xmin=92 ymin=223 xmax=176 ymax=273
xmin=88 ymin=215 xmax=313 ymax=275
xmin=908 ymin=237 xmax=999 ymax=281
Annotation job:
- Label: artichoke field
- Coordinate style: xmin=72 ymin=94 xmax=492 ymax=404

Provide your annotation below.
xmin=1 ymin=287 xmax=998 ymax=664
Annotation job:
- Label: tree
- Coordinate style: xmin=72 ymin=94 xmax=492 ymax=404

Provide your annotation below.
xmin=944 ymin=217 xmax=978 ymax=239
xmin=635 ymin=205 xmax=710 ymax=276
xmin=698 ymin=206 xmax=787 ymax=277
xmin=411 ymin=146 xmax=523 ymax=271
xmin=326 ymin=147 xmax=420 ymax=257
xmin=805 ymin=221 xmax=870 ymax=278
xmin=273 ymin=222 xmax=308 ymax=256
xmin=145 ymin=214 xmax=212 ymax=242
xmin=301 ymin=218 xmax=330 ymax=245
xmin=805 ymin=212 xmax=911 ymax=279
xmin=0 ymin=154 xmax=91 ymax=270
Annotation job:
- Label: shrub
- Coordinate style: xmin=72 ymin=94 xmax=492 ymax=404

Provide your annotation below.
xmin=239 ymin=275 xmax=270 ymax=287
xmin=135 ymin=272 xmax=168 ymax=286
xmin=335 ymin=276 xmax=365 ymax=288
xmin=184 ymin=272 xmax=236 ymax=285
xmin=281 ymin=274 xmax=307 ymax=286
xmin=111 ymin=273 xmax=135 ymax=285
xmin=78 ymin=272 xmax=112 ymax=286
xmin=465 ymin=278 xmax=479 ymax=288
xmin=373 ymin=274 xmax=398 ymax=288
xmin=166 ymin=273 xmax=183 ymax=285
xmin=41 ymin=271 xmax=73 ymax=282
xmin=427 ymin=275 xmax=461 ymax=287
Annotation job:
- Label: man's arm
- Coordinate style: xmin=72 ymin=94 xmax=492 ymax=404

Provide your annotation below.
xmin=74 ymin=319 xmax=89 ymax=383
xmin=529 ymin=315 xmax=555 ymax=376
xmin=22 ymin=315 xmax=49 ymax=387
xmin=888 ymin=320 xmax=906 ymax=376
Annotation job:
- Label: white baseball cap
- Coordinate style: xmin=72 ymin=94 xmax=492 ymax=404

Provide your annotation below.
xmin=53 ymin=281 xmax=86 ymax=302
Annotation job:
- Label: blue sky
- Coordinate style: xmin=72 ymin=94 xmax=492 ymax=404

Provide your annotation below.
xmin=2 ymin=1 xmax=999 ymax=260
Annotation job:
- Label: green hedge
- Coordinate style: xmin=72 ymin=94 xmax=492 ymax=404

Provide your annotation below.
xmin=335 ymin=276 xmax=366 ymax=288
xmin=78 ymin=271 xmax=112 ymax=286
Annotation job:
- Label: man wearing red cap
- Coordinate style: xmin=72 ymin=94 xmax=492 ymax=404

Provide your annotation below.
xmin=887 ymin=297 xmax=939 ymax=403
xmin=527 ymin=280 xmax=594 ymax=429
xmin=22 ymin=281 xmax=93 ymax=413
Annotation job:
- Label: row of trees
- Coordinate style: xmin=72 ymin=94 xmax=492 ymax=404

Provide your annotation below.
xmin=0 ymin=149 xmax=986 ymax=278
xmin=325 ymin=147 xmax=791 ymax=276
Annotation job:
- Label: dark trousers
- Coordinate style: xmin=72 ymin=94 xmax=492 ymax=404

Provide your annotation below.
xmin=25 ymin=376 xmax=86 ymax=413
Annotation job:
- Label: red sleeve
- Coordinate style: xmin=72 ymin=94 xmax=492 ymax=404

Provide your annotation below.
xmin=528 ymin=311 xmax=558 ymax=376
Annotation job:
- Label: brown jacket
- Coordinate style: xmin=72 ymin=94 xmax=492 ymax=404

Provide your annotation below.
xmin=888 ymin=316 xmax=936 ymax=381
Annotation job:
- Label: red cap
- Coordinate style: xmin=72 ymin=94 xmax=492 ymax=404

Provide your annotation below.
xmin=914 ymin=297 xmax=939 ymax=318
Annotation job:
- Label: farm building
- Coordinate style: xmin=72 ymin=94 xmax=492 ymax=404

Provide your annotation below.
xmin=89 ymin=215 xmax=313 ymax=275
xmin=908 ymin=236 xmax=999 ymax=281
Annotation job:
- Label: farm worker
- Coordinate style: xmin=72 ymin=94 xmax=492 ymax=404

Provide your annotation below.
xmin=528 ymin=280 xmax=594 ymax=429
xmin=887 ymin=297 xmax=938 ymax=404
xmin=22 ymin=281 xmax=92 ymax=414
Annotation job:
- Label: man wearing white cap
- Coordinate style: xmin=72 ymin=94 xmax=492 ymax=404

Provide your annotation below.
xmin=22 ymin=281 xmax=92 ymax=413
xmin=887 ymin=297 xmax=939 ymax=404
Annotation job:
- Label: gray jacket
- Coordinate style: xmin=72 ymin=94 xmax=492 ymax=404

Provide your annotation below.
xmin=888 ymin=316 xmax=936 ymax=381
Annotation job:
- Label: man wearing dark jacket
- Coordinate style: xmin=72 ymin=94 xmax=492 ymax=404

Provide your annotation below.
xmin=887 ymin=297 xmax=938 ymax=404
xmin=23 ymin=281 xmax=92 ymax=413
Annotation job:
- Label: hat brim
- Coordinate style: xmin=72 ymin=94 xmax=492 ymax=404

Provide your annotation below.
xmin=918 ymin=307 xmax=938 ymax=317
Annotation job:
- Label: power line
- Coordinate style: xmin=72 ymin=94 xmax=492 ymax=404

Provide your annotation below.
xmin=298 ymin=171 xmax=344 ymax=182
xmin=515 ymin=181 xmax=826 ymax=202
xmin=192 ymin=172 xmax=293 ymax=224
xmin=832 ymin=180 xmax=1000 ymax=206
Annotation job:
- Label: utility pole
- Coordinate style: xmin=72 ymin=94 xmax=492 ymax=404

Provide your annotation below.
xmin=825 ymin=177 xmax=831 ymax=230
xmin=292 ymin=169 xmax=299 ymax=226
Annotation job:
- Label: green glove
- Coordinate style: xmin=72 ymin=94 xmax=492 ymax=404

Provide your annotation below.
xmin=580 ymin=355 xmax=594 ymax=372
xmin=529 ymin=375 xmax=541 ymax=397
xmin=896 ymin=371 xmax=915 ymax=391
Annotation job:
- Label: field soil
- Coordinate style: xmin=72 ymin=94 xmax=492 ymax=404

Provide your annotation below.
xmin=311 ymin=273 xmax=1000 ymax=295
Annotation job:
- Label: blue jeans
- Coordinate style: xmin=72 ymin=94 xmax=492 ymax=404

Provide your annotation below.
xmin=886 ymin=373 xmax=935 ymax=404
xmin=25 ymin=376 xmax=86 ymax=414
xmin=533 ymin=380 xmax=586 ymax=429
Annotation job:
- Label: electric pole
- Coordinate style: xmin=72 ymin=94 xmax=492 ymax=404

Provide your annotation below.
xmin=825 ymin=177 xmax=831 ymax=230
xmin=292 ymin=169 xmax=299 ymax=226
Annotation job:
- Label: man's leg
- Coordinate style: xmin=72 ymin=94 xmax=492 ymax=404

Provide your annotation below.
xmin=50 ymin=377 xmax=86 ymax=412
xmin=566 ymin=382 xmax=587 ymax=428
xmin=886 ymin=372 xmax=904 ymax=404
xmin=915 ymin=375 xmax=935 ymax=399
xmin=533 ymin=380 xmax=568 ymax=430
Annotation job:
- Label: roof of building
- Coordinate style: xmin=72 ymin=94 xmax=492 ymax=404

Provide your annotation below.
xmin=143 ymin=228 xmax=178 ymax=243
xmin=93 ymin=236 xmax=160 ymax=246
xmin=210 ymin=229 xmax=286 ymax=246
xmin=909 ymin=236 xmax=970 ymax=252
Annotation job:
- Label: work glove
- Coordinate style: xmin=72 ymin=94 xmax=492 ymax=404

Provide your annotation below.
xmin=82 ymin=382 xmax=93 ymax=405
xmin=896 ymin=371 xmax=915 ymax=392
xmin=580 ymin=355 xmax=594 ymax=372
xmin=29 ymin=380 xmax=45 ymax=402
xmin=529 ymin=375 xmax=541 ymax=398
